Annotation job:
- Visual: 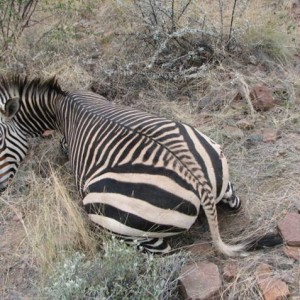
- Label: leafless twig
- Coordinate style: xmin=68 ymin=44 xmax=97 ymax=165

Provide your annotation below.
xmin=0 ymin=0 xmax=39 ymax=51
xmin=227 ymin=0 xmax=238 ymax=45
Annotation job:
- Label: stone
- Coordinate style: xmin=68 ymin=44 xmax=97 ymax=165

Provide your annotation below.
xmin=256 ymin=263 xmax=272 ymax=279
xmin=256 ymin=263 xmax=290 ymax=300
xmin=223 ymin=262 xmax=238 ymax=282
xmin=284 ymin=246 xmax=300 ymax=260
xmin=278 ymin=212 xmax=300 ymax=246
xmin=250 ymin=85 xmax=275 ymax=112
xmin=187 ymin=241 xmax=215 ymax=256
xmin=262 ymin=128 xmax=281 ymax=143
xmin=223 ymin=125 xmax=244 ymax=139
xmin=180 ymin=262 xmax=221 ymax=300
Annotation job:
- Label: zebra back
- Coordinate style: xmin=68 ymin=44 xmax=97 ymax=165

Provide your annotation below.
xmin=57 ymin=91 xmax=229 ymax=204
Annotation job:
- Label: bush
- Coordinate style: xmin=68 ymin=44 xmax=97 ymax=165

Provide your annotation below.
xmin=43 ymin=237 xmax=188 ymax=300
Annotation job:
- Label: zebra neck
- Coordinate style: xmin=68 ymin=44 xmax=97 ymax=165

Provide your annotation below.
xmin=15 ymin=91 xmax=64 ymax=137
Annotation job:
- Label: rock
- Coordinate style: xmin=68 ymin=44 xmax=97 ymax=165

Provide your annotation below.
xmin=250 ymin=85 xmax=275 ymax=111
xmin=278 ymin=212 xmax=300 ymax=246
xmin=256 ymin=263 xmax=272 ymax=278
xmin=223 ymin=125 xmax=244 ymax=139
xmin=256 ymin=263 xmax=290 ymax=300
xmin=180 ymin=262 xmax=221 ymax=300
xmin=236 ymin=119 xmax=254 ymax=130
xmin=187 ymin=241 xmax=215 ymax=256
xmin=262 ymin=128 xmax=281 ymax=143
xmin=284 ymin=246 xmax=300 ymax=260
xmin=223 ymin=262 xmax=238 ymax=282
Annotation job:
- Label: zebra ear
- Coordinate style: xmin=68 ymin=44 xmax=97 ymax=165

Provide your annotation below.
xmin=3 ymin=97 xmax=20 ymax=120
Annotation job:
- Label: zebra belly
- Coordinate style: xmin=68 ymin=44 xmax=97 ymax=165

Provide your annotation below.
xmin=83 ymin=174 xmax=199 ymax=238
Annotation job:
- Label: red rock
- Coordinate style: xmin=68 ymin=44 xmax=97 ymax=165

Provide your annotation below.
xmin=223 ymin=262 xmax=238 ymax=282
xmin=256 ymin=263 xmax=290 ymax=300
xmin=187 ymin=241 xmax=215 ymax=256
xmin=278 ymin=213 xmax=300 ymax=246
xmin=262 ymin=128 xmax=281 ymax=143
xmin=180 ymin=262 xmax=221 ymax=300
xmin=223 ymin=125 xmax=244 ymax=139
xmin=284 ymin=246 xmax=300 ymax=260
xmin=250 ymin=85 xmax=275 ymax=111
xmin=256 ymin=263 xmax=272 ymax=279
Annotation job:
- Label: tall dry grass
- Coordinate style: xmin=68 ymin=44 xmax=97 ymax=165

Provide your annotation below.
xmin=24 ymin=167 xmax=98 ymax=272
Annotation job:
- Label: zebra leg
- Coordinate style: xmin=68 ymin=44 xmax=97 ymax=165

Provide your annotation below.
xmin=122 ymin=237 xmax=171 ymax=254
xmin=220 ymin=182 xmax=241 ymax=211
xmin=200 ymin=188 xmax=246 ymax=257
xmin=60 ymin=136 xmax=69 ymax=157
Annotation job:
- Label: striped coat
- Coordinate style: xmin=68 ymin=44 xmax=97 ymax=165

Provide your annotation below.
xmin=0 ymin=77 xmax=243 ymax=255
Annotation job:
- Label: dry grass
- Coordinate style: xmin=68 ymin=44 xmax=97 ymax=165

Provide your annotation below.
xmin=0 ymin=136 xmax=98 ymax=296
xmin=24 ymin=168 xmax=97 ymax=271
xmin=0 ymin=0 xmax=300 ymax=299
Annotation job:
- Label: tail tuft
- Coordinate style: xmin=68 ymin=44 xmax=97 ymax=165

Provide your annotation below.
xmin=215 ymin=239 xmax=248 ymax=257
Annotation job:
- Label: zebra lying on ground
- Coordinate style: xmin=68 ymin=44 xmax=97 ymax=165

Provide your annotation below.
xmin=0 ymin=75 xmax=244 ymax=256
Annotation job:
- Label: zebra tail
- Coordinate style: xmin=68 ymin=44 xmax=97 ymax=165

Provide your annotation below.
xmin=200 ymin=189 xmax=247 ymax=257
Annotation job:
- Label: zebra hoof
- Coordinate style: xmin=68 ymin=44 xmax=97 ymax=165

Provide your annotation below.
xmin=220 ymin=196 xmax=242 ymax=212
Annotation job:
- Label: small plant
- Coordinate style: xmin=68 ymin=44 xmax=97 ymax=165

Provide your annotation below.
xmin=43 ymin=237 xmax=188 ymax=300
xmin=244 ymin=20 xmax=296 ymax=63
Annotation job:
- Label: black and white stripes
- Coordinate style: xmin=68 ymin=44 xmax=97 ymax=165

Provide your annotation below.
xmin=0 ymin=76 xmax=243 ymax=256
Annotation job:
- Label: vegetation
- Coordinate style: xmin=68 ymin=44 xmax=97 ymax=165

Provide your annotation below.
xmin=0 ymin=0 xmax=299 ymax=299
xmin=44 ymin=239 xmax=187 ymax=300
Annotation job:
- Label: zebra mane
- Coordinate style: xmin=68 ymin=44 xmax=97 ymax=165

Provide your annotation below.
xmin=0 ymin=75 xmax=67 ymax=98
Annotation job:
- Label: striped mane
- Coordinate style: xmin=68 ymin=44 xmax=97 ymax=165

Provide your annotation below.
xmin=0 ymin=75 xmax=66 ymax=101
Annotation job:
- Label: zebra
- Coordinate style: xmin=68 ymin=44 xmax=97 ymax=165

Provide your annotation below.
xmin=0 ymin=75 xmax=244 ymax=256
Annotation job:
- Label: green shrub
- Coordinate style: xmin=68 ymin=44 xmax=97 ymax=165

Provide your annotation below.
xmin=43 ymin=237 xmax=188 ymax=300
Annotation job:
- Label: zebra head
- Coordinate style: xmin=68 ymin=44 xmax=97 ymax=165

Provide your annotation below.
xmin=0 ymin=96 xmax=28 ymax=192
